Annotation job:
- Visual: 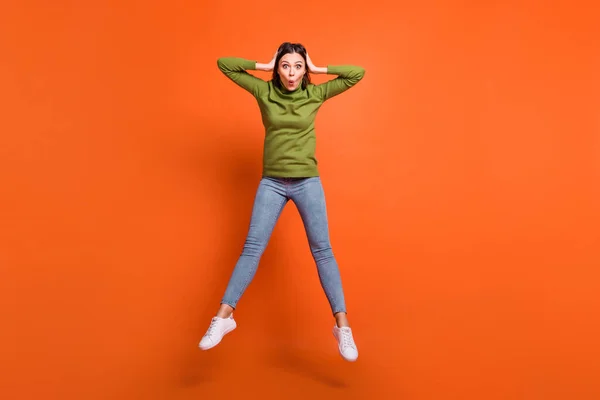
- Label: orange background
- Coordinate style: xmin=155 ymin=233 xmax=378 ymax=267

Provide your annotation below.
xmin=1 ymin=1 xmax=599 ymax=399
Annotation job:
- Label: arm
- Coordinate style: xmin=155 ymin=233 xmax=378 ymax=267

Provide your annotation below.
xmin=307 ymin=54 xmax=365 ymax=101
xmin=216 ymin=57 xmax=270 ymax=97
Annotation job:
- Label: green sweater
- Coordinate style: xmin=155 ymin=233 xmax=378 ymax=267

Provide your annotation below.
xmin=217 ymin=57 xmax=365 ymax=177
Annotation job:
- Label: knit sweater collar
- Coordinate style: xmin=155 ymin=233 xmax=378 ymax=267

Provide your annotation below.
xmin=272 ymin=81 xmax=304 ymax=96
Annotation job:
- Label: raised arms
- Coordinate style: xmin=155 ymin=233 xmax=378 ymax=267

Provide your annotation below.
xmin=217 ymin=52 xmax=365 ymax=100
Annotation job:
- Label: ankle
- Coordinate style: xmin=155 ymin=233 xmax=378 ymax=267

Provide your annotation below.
xmin=334 ymin=312 xmax=350 ymax=328
xmin=216 ymin=304 xmax=234 ymax=319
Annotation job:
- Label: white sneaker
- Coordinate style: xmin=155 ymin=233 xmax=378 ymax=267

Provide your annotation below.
xmin=198 ymin=314 xmax=237 ymax=350
xmin=333 ymin=325 xmax=359 ymax=362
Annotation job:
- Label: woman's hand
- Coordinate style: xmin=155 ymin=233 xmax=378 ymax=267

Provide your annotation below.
xmin=306 ymin=53 xmax=327 ymax=74
xmin=267 ymin=50 xmax=277 ymax=71
xmin=256 ymin=51 xmax=278 ymax=72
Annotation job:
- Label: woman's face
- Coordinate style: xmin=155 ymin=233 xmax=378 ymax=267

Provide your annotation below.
xmin=278 ymin=52 xmax=306 ymax=91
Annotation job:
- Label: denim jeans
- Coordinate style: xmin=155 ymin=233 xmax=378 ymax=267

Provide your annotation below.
xmin=221 ymin=176 xmax=347 ymax=314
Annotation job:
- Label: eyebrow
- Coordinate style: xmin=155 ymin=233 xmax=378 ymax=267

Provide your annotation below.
xmin=281 ymin=61 xmax=304 ymax=65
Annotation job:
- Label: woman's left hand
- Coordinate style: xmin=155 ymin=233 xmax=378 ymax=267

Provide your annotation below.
xmin=306 ymin=53 xmax=326 ymax=74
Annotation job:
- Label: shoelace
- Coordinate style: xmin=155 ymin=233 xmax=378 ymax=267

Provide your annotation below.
xmin=340 ymin=329 xmax=356 ymax=349
xmin=204 ymin=318 xmax=219 ymax=338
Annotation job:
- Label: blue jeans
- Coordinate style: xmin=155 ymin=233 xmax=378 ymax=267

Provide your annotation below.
xmin=221 ymin=176 xmax=347 ymax=315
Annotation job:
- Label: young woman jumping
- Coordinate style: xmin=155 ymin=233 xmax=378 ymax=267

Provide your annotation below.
xmin=199 ymin=42 xmax=365 ymax=362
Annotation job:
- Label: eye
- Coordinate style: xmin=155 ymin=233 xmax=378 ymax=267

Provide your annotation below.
xmin=282 ymin=65 xmax=288 ymax=69
xmin=296 ymin=65 xmax=302 ymax=69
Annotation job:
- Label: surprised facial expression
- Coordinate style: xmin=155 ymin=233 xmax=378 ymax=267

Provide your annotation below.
xmin=278 ymin=52 xmax=306 ymax=91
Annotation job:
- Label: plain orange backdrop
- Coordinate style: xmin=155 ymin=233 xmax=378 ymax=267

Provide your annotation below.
xmin=1 ymin=1 xmax=599 ymax=399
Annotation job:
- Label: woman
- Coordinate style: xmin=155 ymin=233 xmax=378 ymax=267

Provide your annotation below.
xmin=199 ymin=42 xmax=365 ymax=362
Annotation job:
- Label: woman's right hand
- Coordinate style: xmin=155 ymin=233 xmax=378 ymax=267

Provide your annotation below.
xmin=257 ymin=50 xmax=278 ymax=72
xmin=266 ymin=50 xmax=278 ymax=71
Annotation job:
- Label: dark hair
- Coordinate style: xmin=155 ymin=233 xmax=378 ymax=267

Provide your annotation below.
xmin=272 ymin=42 xmax=311 ymax=90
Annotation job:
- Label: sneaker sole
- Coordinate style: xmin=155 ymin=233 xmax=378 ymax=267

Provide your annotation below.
xmin=199 ymin=323 xmax=237 ymax=351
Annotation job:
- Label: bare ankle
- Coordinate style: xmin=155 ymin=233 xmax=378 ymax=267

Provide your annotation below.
xmin=334 ymin=312 xmax=350 ymax=328
xmin=216 ymin=304 xmax=234 ymax=319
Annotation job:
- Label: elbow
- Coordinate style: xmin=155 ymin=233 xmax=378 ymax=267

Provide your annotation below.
xmin=356 ymin=66 xmax=366 ymax=80
xmin=347 ymin=66 xmax=365 ymax=82
xmin=349 ymin=67 xmax=365 ymax=85
xmin=217 ymin=57 xmax=236 ymax=72
xmin=216 ymin=57 xmax=227 ymax=71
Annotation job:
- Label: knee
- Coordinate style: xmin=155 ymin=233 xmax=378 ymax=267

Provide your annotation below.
xmin=241 ymin=237 xmax=267 ymax=257
xmin=310 ymin=241 xmax=334 ymax=260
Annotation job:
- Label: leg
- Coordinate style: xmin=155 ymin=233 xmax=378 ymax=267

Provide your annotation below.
xmin=220 ymin=177 xmax=288 ymax=312
xmin=289 ymin=177 xmax=358 ymax=362
xmin=289 ymin=177 xmax=347 ymax=320
xmin=199 ymin=178 xmax=287 ymax=351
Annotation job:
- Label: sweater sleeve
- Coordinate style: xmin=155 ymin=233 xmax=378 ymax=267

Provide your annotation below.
xmin=217 ymin=57 xmax=268 ymax=97
xmin=316 ymin=65 xmax=365 ymax=101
